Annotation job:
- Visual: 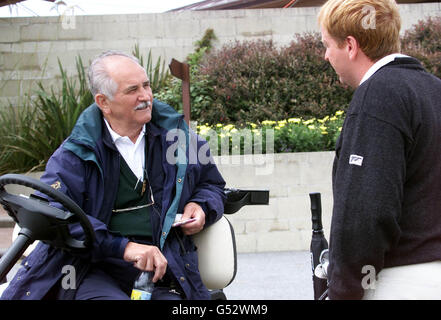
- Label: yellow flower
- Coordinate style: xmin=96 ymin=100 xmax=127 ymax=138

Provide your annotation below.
xmin=321 ymin=131 xmax=328 ymax=135
xmin=223 ymin=124 xmax=235 ymax=131
xmin=319 ymin=125 xmax=327 ymax=131
xmin=308 ymin=125 xmax=315 ymax=130
xmin=275 ymin=126 xmax=281 ymax=130
xmin=330 ymin=116 xmax=337 ymax=121
xmin=335 ymin=110 xmax=344 ymax=116
xmin=317 ymin=116 xmax=329 ymax=124
xmin=198 ymin=125 xmax=212 ymax=136
xmin=262 ymin=120 xmax=276 ymax=126
xmin=288 ymin=118 xmax=301 ymax=123
xmin=303 ymin=119 xmax=315 ymax=125
xmin=216 ymin=123 xmax=223 ymax=128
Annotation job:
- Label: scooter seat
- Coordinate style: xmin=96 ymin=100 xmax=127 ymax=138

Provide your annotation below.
xmin=193 ymin=215 xmax=237 ymax=290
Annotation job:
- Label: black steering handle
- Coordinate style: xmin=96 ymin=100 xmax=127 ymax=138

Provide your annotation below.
xmin=0 ymin=173 xmax=95 ymax=250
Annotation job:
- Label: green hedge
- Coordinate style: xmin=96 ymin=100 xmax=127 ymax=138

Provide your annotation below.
xmin=194 ymin=33 xmax=353 ymax=126
xmin=158 ymin=16 xmax=441 ymax=126
xmin=401 ymin=16 xmax=441 ymax=79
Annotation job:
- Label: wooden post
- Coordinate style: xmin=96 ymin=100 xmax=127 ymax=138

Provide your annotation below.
xmin=169 ymin=58 xmax=191 ymax=125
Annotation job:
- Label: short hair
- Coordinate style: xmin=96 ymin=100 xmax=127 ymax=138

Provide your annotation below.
xmin=318 ymin=0 xmax=401 ymax=61
xmin=88 ymin=50 xmax=142 ymax=100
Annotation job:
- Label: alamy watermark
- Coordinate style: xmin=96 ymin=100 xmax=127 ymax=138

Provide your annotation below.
xmin=61 ymin=264 xmax=76 ymax=290
xmin=361 ymin=264 xmax=377 ymax=290
xmin=361 ymin=5 xmax=376 ymax=30
xmin=52 ymin=1 xmax=82 ymax=30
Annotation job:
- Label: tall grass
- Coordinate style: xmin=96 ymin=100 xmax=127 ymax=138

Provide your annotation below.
xmin=0 ymin=57 xmax=93 ymax=175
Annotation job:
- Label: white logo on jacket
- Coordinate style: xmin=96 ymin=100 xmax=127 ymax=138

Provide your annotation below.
xmin=349 ymin=154 xmax=364 ymax=166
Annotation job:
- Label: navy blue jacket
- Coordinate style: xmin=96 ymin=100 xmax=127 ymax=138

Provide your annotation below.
xmin=1 ymin=100 xmax=226 ymax=300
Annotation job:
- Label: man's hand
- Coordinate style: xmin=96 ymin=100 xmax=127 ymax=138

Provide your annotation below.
xmin=123 ymin=242 xmax=167 ymax=283
xmin=180 ymin=202 xmax=206 ymax=235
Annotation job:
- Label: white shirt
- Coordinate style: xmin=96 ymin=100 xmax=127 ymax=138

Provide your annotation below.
xmin=359 ymin=53 xmax=409 ymax=86
xmin=104 ymin=119 xmax=146 ymax=181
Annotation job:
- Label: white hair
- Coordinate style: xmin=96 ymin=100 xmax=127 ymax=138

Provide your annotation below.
xmin=88 ymin=50 xmax=142 ymax=100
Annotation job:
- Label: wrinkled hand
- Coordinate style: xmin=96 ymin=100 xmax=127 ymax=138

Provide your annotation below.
xmin=180 ymin=202 xmax=206 ymax=235
xmin=123 ymin=242 xmax=167 ymax=283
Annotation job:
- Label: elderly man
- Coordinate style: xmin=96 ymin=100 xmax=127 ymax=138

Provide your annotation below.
xmin=1 ymin=51 xmax=226 ymax=300
xmin=319 ymin=0 xmax=441 ymax=299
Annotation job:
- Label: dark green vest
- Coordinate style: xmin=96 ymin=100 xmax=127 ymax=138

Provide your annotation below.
xmin=109 ymin=154 xmax=152 ymax=237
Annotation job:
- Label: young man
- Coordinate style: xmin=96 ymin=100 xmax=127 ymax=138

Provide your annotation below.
xmin=1 ymin=51 xmax=226 ymax=300
xmin=319 ymin=0 xmax=441 ymax=299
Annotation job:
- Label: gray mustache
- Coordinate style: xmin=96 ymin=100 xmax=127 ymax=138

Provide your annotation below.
xmin=134 ymin=101 xmax=151 ymax=111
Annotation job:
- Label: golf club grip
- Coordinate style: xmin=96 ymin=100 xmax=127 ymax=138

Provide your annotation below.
xmin=309 ymin=192 xmax=323 ymax=231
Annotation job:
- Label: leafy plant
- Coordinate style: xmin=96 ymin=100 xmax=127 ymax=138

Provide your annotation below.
xmin=195 ymin=110 xmax=345 ymax=155
xmin=194 ymin=33 xmax=353 ymax=126
xmin=0 ymin=57 xmax=93 ymax=174
xmin=401 ymin=16 xmax=441 ymax=79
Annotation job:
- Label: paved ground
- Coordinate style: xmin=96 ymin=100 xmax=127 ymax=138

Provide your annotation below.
xmin=0 ymin=207 xmax=14 ymax=255
xmin=223 ymin=250 xmax=314 ymax=300
xmin=0 ymin=227 xmax=14 ymax=252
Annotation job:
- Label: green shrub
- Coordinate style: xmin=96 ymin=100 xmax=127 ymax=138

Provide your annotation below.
xmin=401 ymin=16 xmax=441 ymax=79
xmin=401 ymin=16 xmax=441 ymax=54
xmin=0 ymin=57 xmax=93 ymax=175
xmin=191 ymin=33 xmax=353 ymax=126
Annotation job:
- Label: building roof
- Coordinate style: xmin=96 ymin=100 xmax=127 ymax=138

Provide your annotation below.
xmin=170 ymin=0 xmax=440 ymax=11
xmin=170 ymin=0 xmax=321 ymax=10
xmin=1 ymin=0 xmax=437 ymax=10
xmin=0 ymin=0 xmax=54 ymax=7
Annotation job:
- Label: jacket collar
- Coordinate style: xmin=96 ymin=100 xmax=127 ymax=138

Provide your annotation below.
xmin=66 ymin=99 xmax=186 ymax=150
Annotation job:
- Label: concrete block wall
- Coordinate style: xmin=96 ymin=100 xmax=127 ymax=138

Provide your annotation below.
xmin=213 ymin=151 xmax=335 ymax=253
xmin=1 ymin=4 xmax=441 ymax=105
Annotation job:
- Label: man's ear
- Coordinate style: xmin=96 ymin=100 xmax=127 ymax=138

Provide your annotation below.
xmin=95 ymin=93 xmax=111 ymax=115
xmin=345 ymin=36 xmax=360 ymax=61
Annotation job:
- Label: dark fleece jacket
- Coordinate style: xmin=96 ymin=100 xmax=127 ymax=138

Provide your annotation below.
xmin=329 ymin=57 xmax=441 ymax=299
